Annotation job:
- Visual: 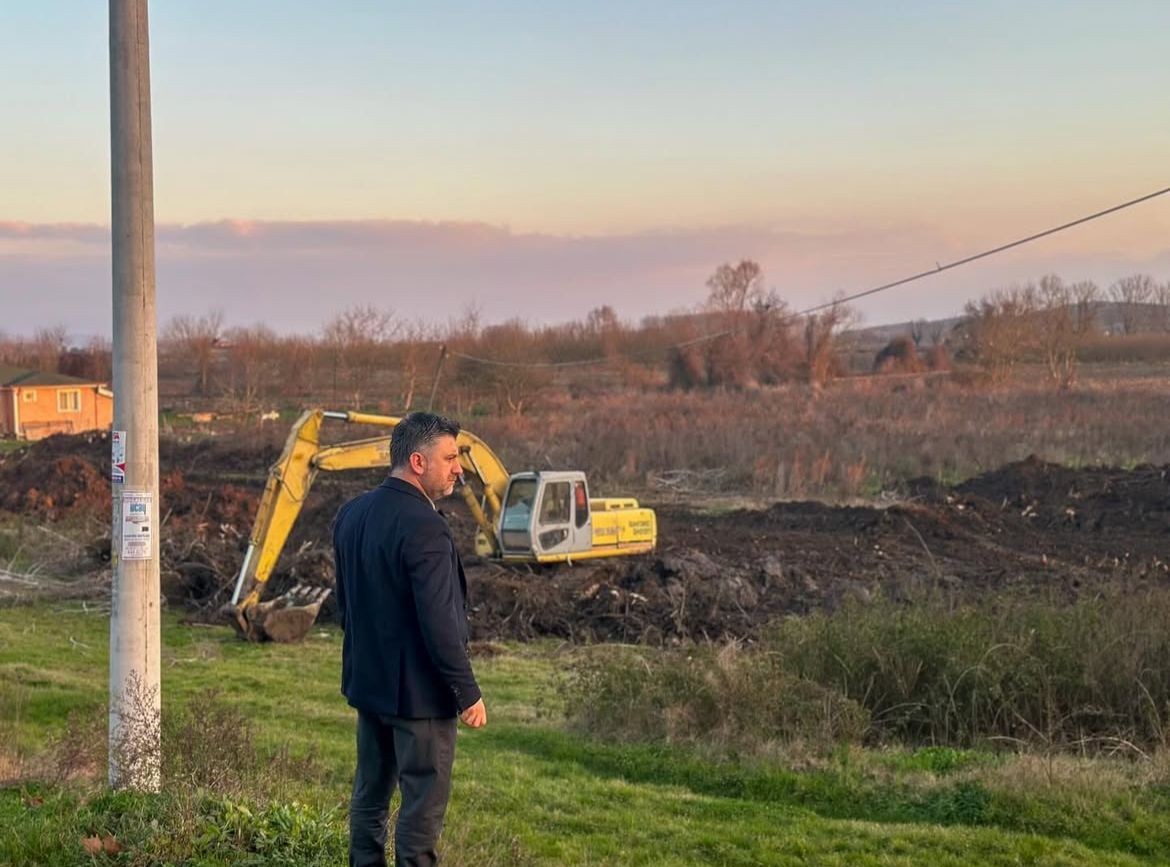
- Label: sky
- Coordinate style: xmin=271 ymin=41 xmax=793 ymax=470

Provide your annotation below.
xmin=2 ymin=1 xmax=1170 ymax=338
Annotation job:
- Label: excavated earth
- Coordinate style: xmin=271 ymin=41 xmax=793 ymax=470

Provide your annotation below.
xmin=1 ymin=430 xmax=1167 ymax=644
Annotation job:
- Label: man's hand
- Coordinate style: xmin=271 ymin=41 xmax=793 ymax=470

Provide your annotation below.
xmin=460 ymin=698 xmax=487 ymax=728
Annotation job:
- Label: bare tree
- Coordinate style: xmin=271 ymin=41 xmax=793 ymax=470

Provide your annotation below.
xmin=224 ymin=325 xmax=278 ymax=411
xmin=1153 ymin=281 xmax=1170 ymax=333
xmin=453 ymin=318 xmax=550 ymax=414
xmin=273 ymin=335 xmax=319 ymax=400
xmin=1035 ymin=274 xmax=1078 ymax=388
xmin=392 ymin=321 xmax=439 ymax=411
xmin=909 ymin=318 xmax=927 ymax=348
xmin=706 ymin=260 xmax=767 ymax=314
xmin=962 ymin=285 xmax=1037 ymax=384
xmin=32 ymin=325 xmax=69 ymax=372
xmin=585 ymin=305 xmax=620 ymax=334
xmin=802 ymin=296 xmax=858 ymax=387
xmin=59 ymin=335 xmax=113 ymax=382
xmin=1108 ymin=274 xmax=1155 ymax=334
xmin=322 ymin=305 xmax=396 ymax=408
xmin=1068 ymin=280 xmax=1099 ymax=337
xmin=696 ymin=260 xmax=797 ymax=388
xmin=446 ymin=302 xmax=482 ymax=343
xmin=0 ymin=331 xmax=18 ymax=366
xmin=579 ymin=304 xmax=621 ymax=357
xmin=164 ymin=309 xmax=225 ymax=395
xmin=86 ymin=335 xmax=114 ymax=381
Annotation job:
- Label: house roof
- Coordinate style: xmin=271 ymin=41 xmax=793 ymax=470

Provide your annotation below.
xmin=0 ymin=365 xmax=26 ymax=385
xmin=0 ymin=365 xmax=104 ymax=388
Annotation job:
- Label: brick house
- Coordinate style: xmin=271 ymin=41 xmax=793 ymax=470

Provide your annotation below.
xmin=0 ymin=365 xmax=114 ymax=440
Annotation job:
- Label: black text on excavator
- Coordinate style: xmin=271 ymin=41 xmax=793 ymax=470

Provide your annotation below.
xmin=224 ymin=409 xmax=657 ymax=641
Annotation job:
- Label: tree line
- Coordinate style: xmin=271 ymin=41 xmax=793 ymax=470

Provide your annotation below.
xmin=3 ymin=265 xmax=1169 ymax=412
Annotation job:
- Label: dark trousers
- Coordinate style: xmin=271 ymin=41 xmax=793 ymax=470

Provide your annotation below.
xmin=349 ymin=710 xmax=457 ymax=867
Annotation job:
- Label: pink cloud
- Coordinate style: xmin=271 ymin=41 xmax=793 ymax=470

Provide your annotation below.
xmin=2 ymin=219 xmax=1168 ymax=339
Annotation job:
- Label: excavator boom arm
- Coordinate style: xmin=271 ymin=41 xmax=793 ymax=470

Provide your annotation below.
xmin=228 ymin=409 xmax=512 ymax=630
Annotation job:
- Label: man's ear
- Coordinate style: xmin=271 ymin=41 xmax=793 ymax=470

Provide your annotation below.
xmin=409 ymin=451 xmax=426 ymax=474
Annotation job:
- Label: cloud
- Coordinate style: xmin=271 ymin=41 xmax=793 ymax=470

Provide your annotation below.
xmin=2 ymin=218 xmax=1168 ymax=339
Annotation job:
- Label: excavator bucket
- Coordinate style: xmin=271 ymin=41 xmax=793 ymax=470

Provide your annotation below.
xmin=223 ymin=583 xmax=331 ymax=643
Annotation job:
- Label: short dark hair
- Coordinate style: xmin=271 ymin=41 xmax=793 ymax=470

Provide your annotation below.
xmin=389 ymin=412 xmax=461 ymax=471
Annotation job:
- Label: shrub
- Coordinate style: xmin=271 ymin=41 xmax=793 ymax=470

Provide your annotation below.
xmin=766 ymin=587 xmax=1170 ymax=749
xmin=874 ymin=335 xmax=923 ymax=374
xmin=566 ymin=587 xmax=1170 ymax=754
xmin=9 ymin=688 xmax=326 ymax=798
xmin=563 ymin=642 xmax=868 ymax=755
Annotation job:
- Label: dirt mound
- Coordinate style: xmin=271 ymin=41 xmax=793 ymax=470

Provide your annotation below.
xmin=906 ymin=456 xmax=1170 ymax=566
xmin=2 ymin=435 xmax=1167 ymax=643
xmin=465 ymin=550 xmax=798 ymax=644
xmin=1 ymin=455 xmax=108 ymax=518
xmin=955 ymin=456 xmax=1170 ymax=533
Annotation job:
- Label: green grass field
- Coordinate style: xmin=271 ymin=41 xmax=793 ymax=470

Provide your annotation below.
xmin=2 ymin=604 xmax=1169 ymax=866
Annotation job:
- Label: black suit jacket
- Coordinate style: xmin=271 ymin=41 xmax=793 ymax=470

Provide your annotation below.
xmin=333 ymin=477 xmax=480 ymax=719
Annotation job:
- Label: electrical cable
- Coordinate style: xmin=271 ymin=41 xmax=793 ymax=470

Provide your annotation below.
xmin=447 ymin=184 xmax=1170 ymax=369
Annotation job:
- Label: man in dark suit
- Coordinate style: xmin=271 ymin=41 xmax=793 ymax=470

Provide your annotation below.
xmin=333 ymin=411 xmax=487 ymax=867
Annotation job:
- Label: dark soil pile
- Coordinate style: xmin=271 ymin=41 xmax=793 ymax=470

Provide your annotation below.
xmin=2 ymin=433 xmax=1166 ymax=643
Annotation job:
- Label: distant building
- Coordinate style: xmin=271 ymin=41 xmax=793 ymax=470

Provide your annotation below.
xmin=0 ymin=366 xmax=113 ymax=440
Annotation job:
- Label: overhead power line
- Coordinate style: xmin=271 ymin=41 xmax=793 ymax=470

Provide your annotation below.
xmin=449 ymin=184 xmax=1170 ymax=369
xmin=798 ymin=184 xmax=1170 ymax=317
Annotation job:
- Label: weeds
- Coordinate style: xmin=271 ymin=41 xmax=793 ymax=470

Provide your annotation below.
xmin=7 ymin=687 xmax=328 ymax=797
xmin=8 ymin=788 xmax=348 ymax=867
xmin=190 ymin=796 xmax=346 ymax=866
xmin=2 ymin=688 xmax=341 ymax=865
xmin=566 ymin=586 xmax=1170 ymax=755
xmin=771 ymin=587 xmax=1170 ymax=749
xmin=468 ymin=378 xmax=1170 ymax=500
xmin=562 ymin=641 xmax=868 ymax=755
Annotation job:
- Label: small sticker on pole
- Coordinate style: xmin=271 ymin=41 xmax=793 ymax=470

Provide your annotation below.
xmin=120 ymin=490 xmax=153 ymax=560
xmin=111 ymin=431 xmax=127 ymax=483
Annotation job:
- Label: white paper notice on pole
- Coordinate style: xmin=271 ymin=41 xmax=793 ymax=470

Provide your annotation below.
xmin=120 ymin=490 xmax=153 ymax=560
xmin=111 ymin=431 xmax=127 ymax=483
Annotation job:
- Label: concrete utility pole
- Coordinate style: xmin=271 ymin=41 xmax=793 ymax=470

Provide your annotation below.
xmin=108 ymin=0 xmax=161 ymax=791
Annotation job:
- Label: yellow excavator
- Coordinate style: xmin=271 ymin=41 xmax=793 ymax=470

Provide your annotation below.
xmin=224 ymin=409 xmax=657 ymax=641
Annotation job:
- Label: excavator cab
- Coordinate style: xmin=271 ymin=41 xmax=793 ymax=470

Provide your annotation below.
xmin=496 ymin=471 xmax=655 ymax=563
xmin=498 ymin=472 xmax=594 ymax=559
